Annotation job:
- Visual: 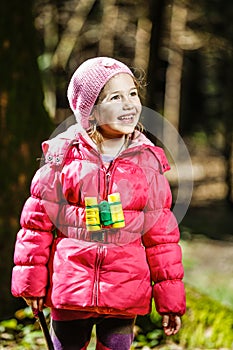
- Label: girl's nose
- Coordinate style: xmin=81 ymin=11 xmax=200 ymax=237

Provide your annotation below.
xmin=122 ymin=95 xmax=134 ymax=109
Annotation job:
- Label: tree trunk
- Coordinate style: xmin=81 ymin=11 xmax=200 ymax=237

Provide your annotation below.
xmin=224 ymin=130 xmax=233 ymax=205
xmin=146 ymin=0 xmax=166 ymax=113
xmin=163 ymin=0 xmax=187 ymax=157
xmin=0 ymin=0 xmax=52 ymax=318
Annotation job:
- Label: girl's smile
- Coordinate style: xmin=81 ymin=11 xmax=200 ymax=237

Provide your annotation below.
xmin=117 ymin=113 xmax=136 ymax=123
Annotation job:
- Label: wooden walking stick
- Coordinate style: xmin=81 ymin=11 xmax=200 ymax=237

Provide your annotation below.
xmin=33 ymin=309 xmax=55 ymax=350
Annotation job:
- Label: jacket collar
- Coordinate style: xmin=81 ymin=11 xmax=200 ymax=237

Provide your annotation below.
xmin=42 ymin=123 xmax=170 ymax=172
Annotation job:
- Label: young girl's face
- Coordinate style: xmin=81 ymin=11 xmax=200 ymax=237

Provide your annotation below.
xmin=93 ymin=73 xmax=142 ymax=139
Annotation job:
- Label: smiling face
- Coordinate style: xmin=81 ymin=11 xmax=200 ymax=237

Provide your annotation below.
xmin=92 ymin=73 xmax=142 ymax=139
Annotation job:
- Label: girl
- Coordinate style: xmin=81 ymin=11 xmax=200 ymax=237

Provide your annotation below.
xmin=12 ymin=57 xmax=186 ymax=350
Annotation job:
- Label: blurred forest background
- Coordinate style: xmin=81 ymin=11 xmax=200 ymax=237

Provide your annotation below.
xmin=0 ymin=0 xmax=233 ymax=348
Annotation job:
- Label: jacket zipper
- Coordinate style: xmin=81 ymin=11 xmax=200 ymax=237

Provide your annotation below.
xmin=92 ymin=245 xmax=105 ymax=306
xmin=106 ymin=171 xmax=111 ymax=198
xmin=105 ymin=160 xmax=114 ymax=199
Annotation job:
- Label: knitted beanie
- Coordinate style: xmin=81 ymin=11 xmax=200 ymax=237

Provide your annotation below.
xmin=67 ymin=57 xmax=134 ymax=129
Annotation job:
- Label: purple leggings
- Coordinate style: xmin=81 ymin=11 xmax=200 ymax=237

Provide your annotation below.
xmin=51 ymin=317 xmax=135 ymax=350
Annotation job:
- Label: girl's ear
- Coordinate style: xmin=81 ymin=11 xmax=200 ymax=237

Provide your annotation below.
xmin=88 ymin=114 xmax=95 ymax=122
xmin=90 ymin=104 xmax=100 ymax=120
xmin=89 ymin=114 xmax=98 ymax=127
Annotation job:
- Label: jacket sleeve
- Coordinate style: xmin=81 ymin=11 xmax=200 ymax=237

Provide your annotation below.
xmin=11 ymin=163 xmax=57 ymax=298
xmin=142 ymin=154 xmax=186 ymax=316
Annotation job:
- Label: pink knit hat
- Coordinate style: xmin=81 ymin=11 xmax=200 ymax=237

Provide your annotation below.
xmin=67 ymin=57 xmax=134 ymax=129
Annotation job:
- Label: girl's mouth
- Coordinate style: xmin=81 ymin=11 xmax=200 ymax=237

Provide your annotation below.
xmin=117 ymin=114 xmax=135 ymax=123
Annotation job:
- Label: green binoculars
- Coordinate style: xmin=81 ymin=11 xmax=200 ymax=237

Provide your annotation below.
xmin=85 ymin=193 xmax=125 ymax=231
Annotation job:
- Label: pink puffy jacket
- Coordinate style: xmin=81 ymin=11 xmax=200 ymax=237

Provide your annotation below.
xmin=11 ymin=125 xmax=186 ymax=317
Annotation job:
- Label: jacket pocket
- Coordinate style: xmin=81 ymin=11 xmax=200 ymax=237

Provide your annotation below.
xmin=50 ymin=238 xmax=98 ymax=309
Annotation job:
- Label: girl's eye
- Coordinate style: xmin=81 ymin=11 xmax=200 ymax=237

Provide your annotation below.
xmin=130 ymin=90 xmax=138 ymax=97
xmin=110 ymin=94 xmax=120 ymax=101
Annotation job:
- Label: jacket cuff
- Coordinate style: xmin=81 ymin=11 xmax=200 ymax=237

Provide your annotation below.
xmin=153 ymin=279 xmax=186 ymax=316
xmin=11 ymin=265 xmax=48 ymax=298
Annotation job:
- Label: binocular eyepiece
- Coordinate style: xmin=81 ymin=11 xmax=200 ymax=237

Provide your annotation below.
xmin=85 ymin=193 xmax=125 ymax=231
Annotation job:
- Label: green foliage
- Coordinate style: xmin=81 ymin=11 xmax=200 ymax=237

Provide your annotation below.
xmin=133 ymin=305 xmax=164 ymax=349
xmin=176 ymin=285 xmax=233 ymax=349
xmin=0 ymin=307 xmax=47 ymax=349
xmin=191 ymin=131 xmax=209 ymax=147
xmin=132 ymin=285 xmax=233 ymax=349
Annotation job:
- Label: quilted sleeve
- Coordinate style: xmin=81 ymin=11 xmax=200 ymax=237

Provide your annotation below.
xmin=142 ymin=161 xmax=186 ymax=316
xmin=11 ymin=163 xmax=58 ymax=298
